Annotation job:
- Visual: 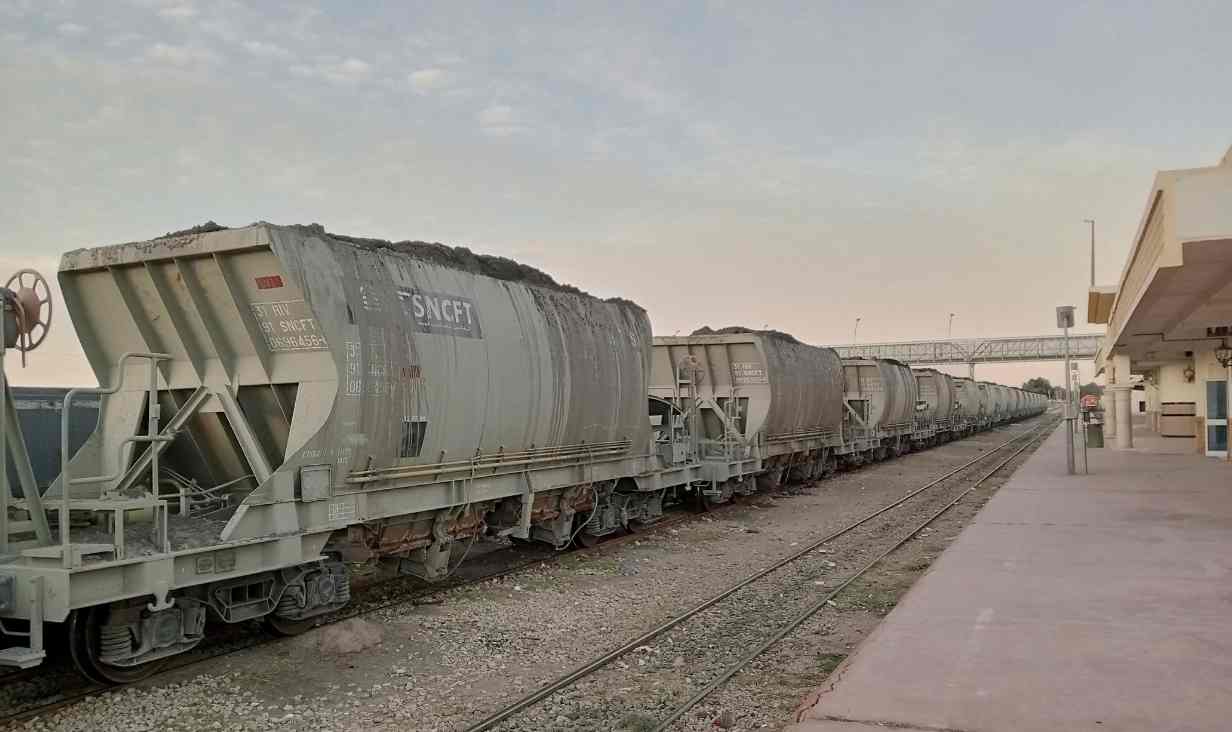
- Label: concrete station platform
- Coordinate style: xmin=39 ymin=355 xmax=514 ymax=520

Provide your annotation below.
xmin=789 ymin=422 xmax=1232 ymax=732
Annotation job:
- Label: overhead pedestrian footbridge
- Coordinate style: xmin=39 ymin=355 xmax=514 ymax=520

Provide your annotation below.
xmin=832 ymin=334 xmax=1103 ymax=376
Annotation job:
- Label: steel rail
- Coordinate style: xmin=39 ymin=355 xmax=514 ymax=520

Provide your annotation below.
xmin=649 ymin=419 xmax=1053 ymax=730
xmin=463 ymin=415 xmax=1058 ymax=732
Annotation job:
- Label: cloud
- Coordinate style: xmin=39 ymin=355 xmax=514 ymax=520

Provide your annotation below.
xmin=158 ymin=5 xmax=198 ymax=20
xmin=65 ymin=104 xmax=124 ymax=131
xmin=408 ymin=67 xmax=450 ymax=93
xmin=106 ymin=32 xmax=144 ymax=48
xmin=57 ymin=22 xmax=87 ymax=36
xmin=332 ymin=58 xmax=372 ymax=81
xmin=477 ymin=104 xmax=530 ymax=137
xmin=291 ymin=57 xmax=373 ymax=84
xmin=143 ymin=42 xmax=219 ymax=66
xmin=243 ymin=40 xmax=291 ymax=59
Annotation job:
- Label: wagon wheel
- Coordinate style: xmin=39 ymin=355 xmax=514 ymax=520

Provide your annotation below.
xmin=68 ymin=606 xmax=166 ymax=685
xmin=264 ymin=613 xmax=320 ymax=637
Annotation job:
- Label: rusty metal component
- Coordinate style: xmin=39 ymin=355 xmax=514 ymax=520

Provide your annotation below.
xmin=341 ymin=505 xmax=488 ymax=560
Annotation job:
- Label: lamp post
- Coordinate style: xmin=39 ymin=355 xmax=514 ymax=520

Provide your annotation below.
xmin=1057 ymin=305 xmax=1076 ymax=474
xmin=1216 ymin=340 xmax=1232 ymax=462
xmin=1084 ymin=219 xmax=1096 ymax=288
xmin=853 ymin=317 xmax=861 ymax=344
xmin=947 ymin=313 xmax=955 ymax=339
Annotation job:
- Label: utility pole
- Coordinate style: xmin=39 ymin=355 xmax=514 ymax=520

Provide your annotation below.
xmin=1084 ymin=219 xmax=1096 ymax=287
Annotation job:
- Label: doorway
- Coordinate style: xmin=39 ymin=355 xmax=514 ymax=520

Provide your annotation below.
xmin=1206 ymin=380 xmax=1227 ymax=457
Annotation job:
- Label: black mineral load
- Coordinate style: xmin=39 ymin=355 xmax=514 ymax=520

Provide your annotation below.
xmin=158 ymin=221 xmax=229 ymax=239
xmin=288 ymin=223 xmax=641 ymax=307
xmin=690 ymin=325 xmax=802 ymax=344
xmin=142 ymin=221 xmax=641 ymax=308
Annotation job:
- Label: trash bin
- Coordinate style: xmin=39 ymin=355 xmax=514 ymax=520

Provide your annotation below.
xmin=1086 ymin=421 xmax=1104 ymax=448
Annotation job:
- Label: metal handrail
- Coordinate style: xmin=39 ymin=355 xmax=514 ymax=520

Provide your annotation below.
xmin=346 ymin=442 xmax=632 ymax=485
xmin=69 ymin=435 xmax=176 ymax=485
xmin=59 ymin=351 xmax=170 ymax=567
xmin=347 ymin=438 xmax=633 ymax=477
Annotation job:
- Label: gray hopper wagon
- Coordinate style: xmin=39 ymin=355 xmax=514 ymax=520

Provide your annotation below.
xmin=0 ymin=223 xmax=701 ymax=681
xmin=911 ymin=368 xmax=957 ymax=446
xmin=841 ymin=357 xmax=919 ymax=460
xmin=984 ymin=382 xmax=1009 ymax=424
xmin=649 ymin=330 xmax=845 ymax=504
xmin=951 ymin=377 xmax=983 ymax=434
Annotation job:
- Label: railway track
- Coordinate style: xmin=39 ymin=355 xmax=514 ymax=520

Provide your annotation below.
xmin=463 ymin=415 xmax=1057 ymax=732
xmin=0 ymin=416 xmax=1052 ymax=727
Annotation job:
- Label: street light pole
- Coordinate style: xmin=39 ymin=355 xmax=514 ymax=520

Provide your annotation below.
xmin=1084 ymin=218 xmax=1096 ymax=288
xmin=1057 ymin=305 xmax=1076 ymax=475
xmin=853 ymin=317 xmax=861 ymax=343
xmin=947 ymin=312 xmax=955 ymax=339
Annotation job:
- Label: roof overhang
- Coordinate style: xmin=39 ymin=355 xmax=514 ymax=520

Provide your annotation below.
xmin=1098 ymin=147 xmax=1232 ymax=372
xmin=1087 ymin=286 xmax=1117 ymax=324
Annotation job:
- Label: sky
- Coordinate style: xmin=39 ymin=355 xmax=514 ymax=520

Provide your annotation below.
xmin=3 ymin=0 xmax=1231 ymax=389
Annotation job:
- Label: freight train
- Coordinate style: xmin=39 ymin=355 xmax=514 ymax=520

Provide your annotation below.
xmin=0 ymin=223 xmax=1046 ymax=682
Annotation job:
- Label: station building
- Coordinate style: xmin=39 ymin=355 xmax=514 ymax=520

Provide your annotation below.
xmin=1089 ymin=145 xmax=1232 ymax=457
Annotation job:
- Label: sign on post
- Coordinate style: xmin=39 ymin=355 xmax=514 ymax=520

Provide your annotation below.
xmin=1056 ymin=305 xmax=1075 ymax=329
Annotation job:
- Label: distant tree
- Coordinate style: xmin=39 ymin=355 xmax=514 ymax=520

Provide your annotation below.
xmin=1079 ymin=382 xmax=1103 ymax=398
xmin=1022 ymin=377 xmax=1053 ymax=395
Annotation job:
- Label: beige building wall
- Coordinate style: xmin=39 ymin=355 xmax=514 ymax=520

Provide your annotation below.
xmin=1149 ymin=352 xmax=1229 ymax=450
xmin=1158 ymin=362 xmax=1200 ymax=404
xmin=1154 ymin=361 xmax=1203 ymax=443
